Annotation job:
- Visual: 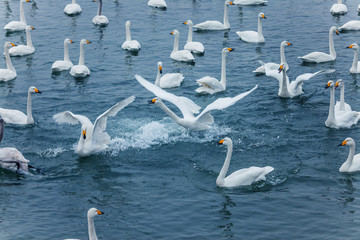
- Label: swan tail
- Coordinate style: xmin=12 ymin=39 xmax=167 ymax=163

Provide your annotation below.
xmin=255 ymin=166 xmax=274 ymax=182
xmin=197 ymin=112 xmax=214 ymax=124
xmin=252 ymin=61 xmax=265 ymax=74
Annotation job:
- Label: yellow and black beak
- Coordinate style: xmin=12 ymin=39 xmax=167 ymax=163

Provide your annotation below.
xmin=86 ymin=40 xmax=91 ymax=44
xmin=278 ymin=65 xmax=284 ymax=73
xmin=229 ymin=1 xmax=234 ymax=5
xmin=335 ymin=29 xmax=339 ymax=35
xmin=325 ymin=82 xmax=331 ymax=89
xmin=30 ymin=26 xmax=35 ymax=30
xmin=335 ymin=81 xmax=339 ymax=89
xmin=96 ymin=210 xmax=104 ymax=215
xmin=262 ymin=14 xmax=267 ymax=19
xmin=34 ymin=88 xmax=41 ymax=94
xmin=159 ymin=66 xmax=162 ymax=74
xmin=227 ymin=48 xmax=233 ymax=52
xmin=148 ymin=98 xmax=157 ymax=104
xmin=183 ymin=21 xmax=188 ymax=25
xmin=338 ymin=140 xmax=347 ymax=146
xmin=287 ymin=42 xmax=293 ymax=46
xmin=346 ymin=44 xmax=354 ymax=49
xmin=26 ymin=0 xmax=31 ymax=2
xmin=10 ymin=43 xmax=16 ymax=47
xmin=218 ymin=139 xmax=224 ymax=145
xmin=170 ymin=31 xmax=174 ymax=35
xmin=83 ymin=130 xmax=86 ymax=139
xmin=70 ymin=40 xmax=74 ymax=43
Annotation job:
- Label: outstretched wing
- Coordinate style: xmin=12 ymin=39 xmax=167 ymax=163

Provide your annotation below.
xmin=92 ymin=96 xmax=135 ymax=144
xmin=0 ymin=119 xmax=4 ymax=143
xmin=195 ymin=85 xmax=258 ymax=120
xmin=135 ymin=74 xmax=201 ymax=118
xmin=293 ymin=69 xmax=335 ymax=89
xmin=53 ymin=111 xmax=92 ymax=127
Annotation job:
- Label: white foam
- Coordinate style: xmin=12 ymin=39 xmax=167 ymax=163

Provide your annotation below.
xmin=38 ymin=147 xmax=67 ymax=158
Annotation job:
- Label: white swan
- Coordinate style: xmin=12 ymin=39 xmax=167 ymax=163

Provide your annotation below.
xmin=253 ymin=41 xmax=292 ymax=75
xmin=64 ymin=0 xmax=82 ymax=15
xmin=9 ymin=26 xmax=35 ymax=57
xmin=0 ymin=86 xmax=41 ymax=125
xmin=325 ymin=80 xmax=360 ymax=129
xmin=70 ymin=39 xmax=91 ymax=78
xmin=265 ymin=63 xmax=334 ymax=98
xmin=4 ymin=0 xmax=30 ymax=32
xmin=51 ymin=38 xmax=74 ymax=72
xmin=216 ymin=137 xmax=274 ymax=187
xmin=335 ymin=79 xmax=352 ymax=112
xmin=339 ymin=20 xmax=360 ymax=31
xmin=358 ymin=4 xmax=360 ymax=13
xmin=183 ymin=20 xmax=205 ymax=54
xmin=92 ymin=0 xmax=108 ymax=26
xmin=64 ymin=208 xmax=104 ymax=240
xmin=338 ymin=138 xmax=360 ymax=173
xmin=330 ymin=0 xmax=348 ymax=15
xmin=53 ymin=96 xmax=135 ymax=156
xmin=299 ymin=26 xmax=338 ymax=63
xmin=135 ymin=74 xmax=257 ymax=131
xmin=233 ymin=0 xmax=267 ymax=5
xmin=121 ymin=21 xmax=141 ymax=51
xmin=0 ymin=119 xmax=31 ymax=174
xmin=0 ymin=42 xmax=17 ymax=82
xmin=236 ymin=12 xmax=266 ymax=43
xmin=346 ymin=43 xmax=360 ymax=74
xmin=194 ymin=0 xmax=234 ymax=31
xmin=195 ymin=48 xmax=232 ymax=94
xmin=170 ymin=30 xmax=195 ymax=63
xmin=155 ymin=62 xmax=184 ymax=88
xmin=147 ymin=0 xmax=167 ymax=9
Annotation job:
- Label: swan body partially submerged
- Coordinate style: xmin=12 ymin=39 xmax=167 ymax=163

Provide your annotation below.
xmin=4 ymin=0 xmax=30 ymax=32
xmin=236 ymin=12 xmax=266 ymax=43
xmin=233 ymin=0 xmax=267 ymax=5
xmin=121 ymin=21 xmax=141 ymax=51
xmin=51 ymin=38 xmax=74 ymax=72
xmin=70 ymin=39 xmax=91 ymax=78
xmin=339 ymin=20 xmax=360 ymax=31
xmin=9 ymin=26 xmax=35 ymax=57
xmin=135 ymin=75 xmax=257 ymax=131
xmin=64 ymin=0 xmax=82 ymax=15
xmin=155 ymin=62 xmax=184 ymax=88
xmin=330 ymin=0 xmax=348 ymax=15
xmin=92 ymin=0 xmax=108 ymax=26
xmin=147 ymin=0 xmax=167 ymax=9
xmin=0 ymin=42 xmax=17 ymax=82
xmin=53 ymin=96 xmax=135 ymax=156
xmin=216 ymin=137 xmax=274 ymax=187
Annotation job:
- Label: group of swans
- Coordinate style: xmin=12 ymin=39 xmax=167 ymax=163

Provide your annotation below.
xmin=121 ymin=21 xmax=141 ymax=52
xmin=64 ymin=0 xmax=82 ymax=15
xmin=183 ymin=20 xmax=205 ymax=54
xmin=8 ymin=25 xmax=35 ymax=57
xmin=325 ymin=80 xmax=360 ymax=129
xmin=170 ymin=30 xmax=195 ymax=63
xmin=155 ymin=62 xmax=184 ymax=88
xmin=236 ymin=12 xmax=266 ymax=43
xmin=136 ymin=74 xmax=257 ymax=131
xmin=0 ymin=86 xmax=41 ymax=125
xmin=147 ymin=0 xmax=167 ymax=9
xmin=53 ymin=96 xmax=135 ymax=157
xmin=330 ymin=0 xmax=347 ymax=15
xmin=0 ymin=42 xmax=17 ymax=82
xmin=4 ymin=0 xmax=30 ymax=32
xmin=216 ymin=137 xmax=274 ymax=187
xmin=64 ymin=0 xmax=108 ymax=26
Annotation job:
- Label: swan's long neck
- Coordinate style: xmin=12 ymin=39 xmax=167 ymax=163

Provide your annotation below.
xmin=223 ymin=3 xmax=230 ymax=28
xmin=126 ymin=24 xmax=131 ymax=41
xmin=4 ymin=46 xmax=15 ymax=73
xmin=157 ymin=100 xmax=181 ymax=124
xmin=26 ymin=91 xmax=33 ymax=123
xmin=87 ymin=215 xmax=98 ymax=240
xmin=220 ymin=51 xmax=227 ymax=88
xmin=351 ymin=48 xmax=359 ymax=73
xmin=279 ymin=69 xmax=290 ymax=97
xmin=343 ymin=144 xmax=356 ymax=170
xmin=97 ymin=0 xmax=102 ymax=16
xmin=257 ymin=17 xmax=263 ymax=40
xmin=26 ymin=28 xmax=33 ymax=48
xmin=19 ymin=0 xmax=27 ymax=25
xmin=340 ymin=85 xmax=345 ymax=111
xmin=187 ymin=23 xmax=193 ymax=42
xmin=173 ymin=33 xmax=179 ymax=52
xmin=329 ymin=29 xmax=336 ymax=58
xmin=216 ymin=142 xmax=233 ymax=186
xmin=79 ymin=43 xmax=85 ymax=65
xmin=337 ymin=0 xmax=342 ymax=4
xmin=64 ymin=42 xmax=70 ymax=62
xmin=280 ymin=43 xmax=287 ymax=68
xmin=72 ymin=0 xmax=77 ymax=4
xmin=155 ymin=68 xmax=161 ymax=86
xmin=327 ymin=86 xmax=336 ymax=124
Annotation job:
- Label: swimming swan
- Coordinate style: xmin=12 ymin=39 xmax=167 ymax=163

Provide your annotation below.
xmin=170 ymin=30 xmax=195 ymax=63
xmin=9 ymin=25 xmax=35 ymax=57
xmin=339 ymin=20 xmax=360 ymax=31
xmin=70 ymin=39 xmax=91 ymax=78
xmin=194 ymin=0 xmax=234 ymax=31
xmin=121 ymin=21 xmax=141 ymax=51
xmin=4 ymin=0 xmax=30 ymax=32
xmin=92 ymin=0 xmax=108 ymax=26
xmin=0 ymin=86 xmax=41 ymax=125
xmin=183 ymin=20 xmax=205 ymax=54
xmin=233 ymin=0 xmax=267 ymax=5
xmin=264 ymin=63 xmax=334 ymax=98
xmin=135 ymin=74 xmax=257 ymax=131
xmin=299 ymin=26 xmax=339 ymax=63
xmin=155 ymin=62 xmax=184 ymax=88
xmin=253 ymin=41 xmax=292 ymax=75
xmin=51 ymin=38 xmax=74 ymax=72
xmin=64 ymin=208 xmax=104 ymax=240
xmin=195 ymin=48 xmax=233 ymax=94
xmin=325 ymin=80 xmax=360 ymax=129
xmin=330 ymin=0 xmax=348 ymax=15
xmin=346 ymin=43 xmax=360 ymax=74
xmin=53 ymin=96 xmax=135 ymax=156
xmin=147 ymin=0 xmax=167 ymax=9
xmin=0 ymin=42 xmax=17 ymax=82
xmin=236 ymin=12 xmax=266 ymax=43
xmin=335 ymin=79 xmax=351 ymax=112
xmin=216 ymin=137 xmax=274 ymax=187
xmin=64 ymin=0 xmax=82 ymax=15
xmin=338 ymin=138 xmax=360 ymax=173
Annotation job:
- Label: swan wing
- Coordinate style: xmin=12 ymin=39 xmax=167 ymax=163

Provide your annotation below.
xmin=292 ymin=69 xmax=335 ymax=89
xmin=196 ymin=85 xmax=258 ymax=120
xmin=53 ymin=111 xmax=92 ymax=127
xmin=264 ymin=63 xmax=284 ymax=82
xmin=135 ymin=74 xmax=201 ymax=118
xmin=92 ymin=96 xmax=135 ymax=144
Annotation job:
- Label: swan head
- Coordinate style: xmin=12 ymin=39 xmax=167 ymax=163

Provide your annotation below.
xmin=65 ymin=38 xmax=74 ymax=45
xmin=183 ymin=20 xmax=193 ymax=26
xmin=338 ymin=137 xmax=355 ymax=147
xmin=87 ymin=208 xmax=104 ymax=219
xmin=4 ymin=42 xmax=16 ymax=49
xmin=170 ymin=30 xmax=179 ymax=36
xmin=80 ymin=39 xmax=92 ymax=45
xmin=82 ymin=129 xmax=87 ymax=139
xmin=21 ymin=0 xmax=31 ymax=3
xmin=335 ymin=79 xmax=343 ymax=89
xmin=28 ymin=86 xmax=41 ymax=94
xmin=26 ymin=25 xmax=35 ymax=31
xmin=222 ymin=48 xmax=233 ymax=55
xmin=325 ymin=80 xmax=334 ymax=89
xmin=225 ymin=0 xmax=234 ymax=5
xmin=278 ymin=64 xmax=285 ymax=73
xmin=218 ymin=137 xmax=233 ymax=146
xmin=346 ymin=43 xmax=359 ymax=50
xmin=281 ymin=41 xmax=292 ymax=47
xmin=258 ymin=12 xmax=267 ymax=19
xmin=148 ymin=97 xmax=160 ymax=104
xmin=157 ymin=62 xmax=163 ymax=74
xmin=330 ymin=26 xmax=339 ymax=35
xmin=125 ymin=20 xmax=131 ymax=27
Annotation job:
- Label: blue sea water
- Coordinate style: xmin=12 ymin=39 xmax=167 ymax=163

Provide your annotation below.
xmin=1 ymin=0 xmax=360 ymax=239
